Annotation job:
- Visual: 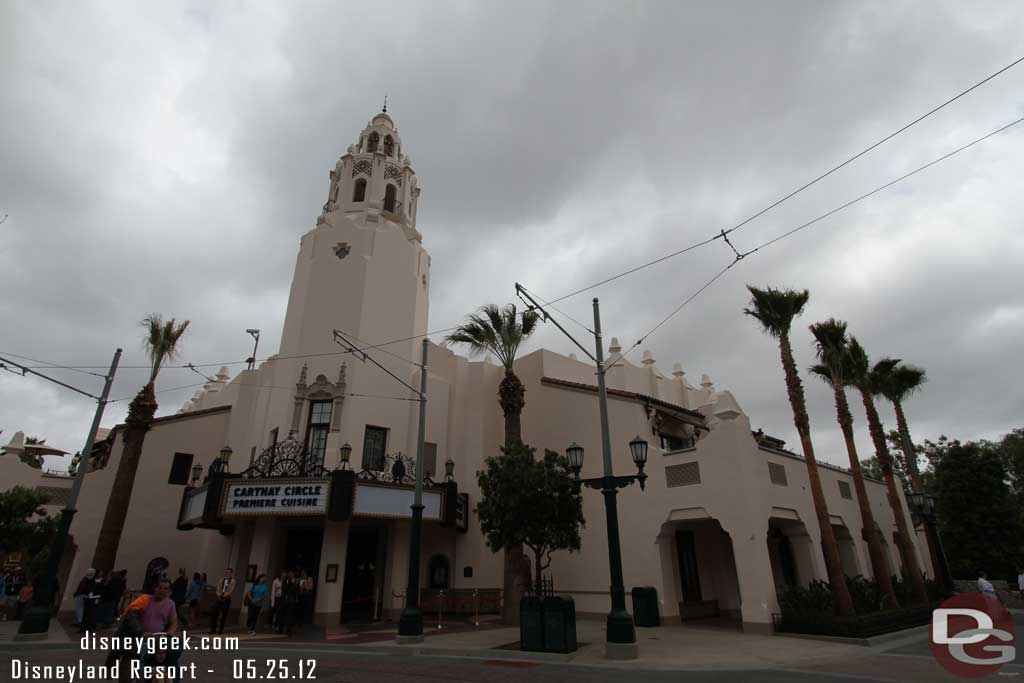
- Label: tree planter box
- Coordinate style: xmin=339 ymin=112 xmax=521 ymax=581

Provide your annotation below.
xmin=519 ymin=596 xmax=577 ymax=653
xmin=772 ymin=605 xmax=934 ymax=638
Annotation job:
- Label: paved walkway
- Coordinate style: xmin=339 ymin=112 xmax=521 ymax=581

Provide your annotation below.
xmin=276 ymin=618 xmax=868 ymax=671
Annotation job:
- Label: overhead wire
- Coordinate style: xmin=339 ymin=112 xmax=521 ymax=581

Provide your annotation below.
xmin=4 ymin=55 xmax=1023 ymax=377
xmin=601 ymin=112 xmax=1024 ymax=364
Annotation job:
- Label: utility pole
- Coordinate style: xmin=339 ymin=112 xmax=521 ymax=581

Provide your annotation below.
xmin=514 ymin=286 xmax=640 ymax=660
xmin=331 ymin=331 xmax=429 ymax=642
xmin=398 ymin=339 xmax=429 ymax=641
xmin=10 ymin=348 xmax=122 ymax=638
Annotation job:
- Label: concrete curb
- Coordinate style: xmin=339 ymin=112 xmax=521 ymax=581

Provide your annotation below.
xmin=773 ymin=622 xmax=931 ymax=648
xmin=324 ymin=642 xmax=582 ymax=663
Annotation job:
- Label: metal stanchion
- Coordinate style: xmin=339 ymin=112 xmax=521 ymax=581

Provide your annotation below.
xmin=437 ymin=590 xmax=444 ymax=630
xmin=473 ymin=588 xmax=479 ymax=627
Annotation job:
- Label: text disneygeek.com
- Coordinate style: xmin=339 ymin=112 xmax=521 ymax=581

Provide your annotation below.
xmin=5 ymin=632 xmax=334 ymax=682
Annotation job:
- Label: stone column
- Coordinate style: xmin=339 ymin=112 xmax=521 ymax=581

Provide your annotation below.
xmin=314 ymin=520 xmax=349 ymax=625
xmin=728 ymin=522 xmax=782 ymax=634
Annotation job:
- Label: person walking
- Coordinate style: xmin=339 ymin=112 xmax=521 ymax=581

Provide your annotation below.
xmin=171 ymin=568 xmax=188 ymax=607
xmin=100 ymin=570 xmax=126 ymax=628
xmin=0 ymin=572 xmax=7 ymax=621
xmin=185 ymin=572 xmax=204 ymax=625
xmin=245 ymin=575 xmax=268 ymax=635
xmin=5 ymin=571 xmax=22 ymax=621
xmin=978 ymin=571 xmax=999 ymax=602
xmin=73 ymin=568 xmax=96 ymax=626
xmin=270 ymin=573 xmax=283 ymax=634
xmin=298 ymin=570 xmax=313 ymax=625
xmin=1017 ymin=568 xmax=1024 ymax=600
xmin=16 ymin=578 xmax=33 ymax=620
xmin=282 ymin=570 xmax=300 ymax=637
xmin=210 ymin=568 xmax=236 ymax=635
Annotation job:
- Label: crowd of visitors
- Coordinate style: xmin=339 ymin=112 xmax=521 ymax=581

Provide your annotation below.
xmin=3 ymin=561 xmax=317 ymax=637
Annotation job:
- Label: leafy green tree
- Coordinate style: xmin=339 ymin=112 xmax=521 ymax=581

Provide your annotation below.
xmin=0 ymin=486 xmax=58 ymax=560
xmin=475 ymin=442 xmax=584 ymax=592
xmin=932 ymin=440 xmax=1024 ymax=579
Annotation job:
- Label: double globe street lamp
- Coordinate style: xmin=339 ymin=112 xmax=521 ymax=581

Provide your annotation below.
xmin=565 ymin=436 xmax=648 ymax=658
xmin=907 ymin=490 xmax=954 ymax=595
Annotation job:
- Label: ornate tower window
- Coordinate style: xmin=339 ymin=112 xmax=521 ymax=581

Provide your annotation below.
xmin=305 ymin=400 xmax=333 ymax=468
xmin=352 ymin=178 xmax=367 ymax=202
xmin=383 ymin=184 xmax=398 ymax=213
xmin=367 ymin=132 xmax=380 ymax=153
xmin=383 ymin=135 xmax=394 ymax=156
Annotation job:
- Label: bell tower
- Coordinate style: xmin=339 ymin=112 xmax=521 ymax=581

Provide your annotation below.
xmin=270 ymin=107 xmax=431 ymax=460
xmin=318 ymin=109 xmax=422 ymax=238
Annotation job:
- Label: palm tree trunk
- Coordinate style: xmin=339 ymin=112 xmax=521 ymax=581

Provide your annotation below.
xmin=92 ymin=383 xmax=157 ymax=573
xmin=497 ymin=368 xmax=528 ymax=624
xmin=892 ymin=398 xmax=944 ymax=591
xmin=498 ymin=369 xmax=525 ymax=449
xmin=859 ymin=388 xmax=928 ymax=605
xmin=830 ymin=382 xmax=898 ymax=609
xmin=778 ymin=332 xmax=855 ymax=616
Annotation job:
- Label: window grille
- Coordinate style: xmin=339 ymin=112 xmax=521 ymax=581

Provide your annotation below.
xmin=768 ymin=462 xmax=788 ymax=486
xmin=666 ymin=461 xmax=701 ymax=487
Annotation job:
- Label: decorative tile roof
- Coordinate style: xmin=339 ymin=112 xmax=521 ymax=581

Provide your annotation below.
xmin=540 ymin=376 xmax=706 ymax=427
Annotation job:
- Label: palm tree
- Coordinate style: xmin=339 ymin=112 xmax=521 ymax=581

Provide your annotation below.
xmin=844 ymin=338 xmax=928 ymax=605
xmin=445 ymin=303 xmax=540 ymax=449
xmin=446 ymin=303 xmax=539 ymax=625
xmin=92 ymin=314 xmax=189 ymax=572
xmin=744 ymin=286 xmax=854 ymax=616
xmin=872 ymin=361 xmax=927 ymax=489
xmin=871 ymin=358 xmax=943 ymax=590
xmin=809 ymin=320 xmax=897 ymax=609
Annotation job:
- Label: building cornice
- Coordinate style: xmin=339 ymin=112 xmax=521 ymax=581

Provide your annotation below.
xmin=540 ymin=376 xmax=706 ymax=427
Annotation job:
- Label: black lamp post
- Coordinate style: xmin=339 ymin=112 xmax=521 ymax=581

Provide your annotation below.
xmin=908 ymin=490 xmax=954 ymax=595
xmin=515 ymin=286 xmax=644 ymax=659
xmin=245 ymin=329 xmax=261 ymax=371
xmin=338 ymin=442 xmax=352 ymax=470
xmin=210 ymin=445 xmax=232 ymax=476
xmin=565 ymin=437 xmax=647 ymax=654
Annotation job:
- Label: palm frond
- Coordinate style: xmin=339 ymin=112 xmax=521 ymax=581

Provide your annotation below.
xmin=142 ymin=313 xmax=191 ymax=383
xmin=743 ymin=285 xmax=810 ymax=338
xmin=444 ymin=303 xmax=539 ymax=370
xmin=845 ymin=336 xmax=871 ymax=387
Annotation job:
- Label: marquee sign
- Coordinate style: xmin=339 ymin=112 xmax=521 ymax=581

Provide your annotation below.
xmin=352 ymin=483 xmax=444 ymax=521
xmin=222 ymin=477 xmax=331 ymax=518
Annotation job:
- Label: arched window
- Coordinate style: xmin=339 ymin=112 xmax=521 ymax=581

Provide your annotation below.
xmin=383 ymin=184 xmax=398 ymax=213
xmin=428 ymin=555 xmax=450 ymax=589
xmin=383 ymin=135 xmax=394 ymax=156
xmin=367 ymin=132 xmax=379 ymax=153
xmin=352 ymin=178 xmax=367 ymax=202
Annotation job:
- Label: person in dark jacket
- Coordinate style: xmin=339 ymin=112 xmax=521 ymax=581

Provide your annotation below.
xmin=171 ymin=568 xmax=189 ymax=606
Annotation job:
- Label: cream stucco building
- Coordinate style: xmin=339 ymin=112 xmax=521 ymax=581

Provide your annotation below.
xmin=63 ymin=110 xmax=934 ymax=634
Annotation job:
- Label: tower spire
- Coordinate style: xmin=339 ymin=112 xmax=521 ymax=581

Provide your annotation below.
xmin=382 ymin=94 xmax=388 ymax=113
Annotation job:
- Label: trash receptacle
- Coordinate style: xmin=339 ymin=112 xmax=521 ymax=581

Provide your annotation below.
xmin=631 ymin=586 xmax=661 ymax=627
xmin=542 ymin=596 xmax=578 ymax=653
xmin=519 ymin=596 xmax=544 ymax=651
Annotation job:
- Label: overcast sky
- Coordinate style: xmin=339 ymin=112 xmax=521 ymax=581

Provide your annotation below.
xmin=2 ymin=1 xmax=1023 ymax=473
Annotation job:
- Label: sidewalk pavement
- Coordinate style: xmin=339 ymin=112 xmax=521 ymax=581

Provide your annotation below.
xmin=0 ymin=616 xmax=898 ymax=672
xmin=274 ymin=618 xmax=869 ymax=671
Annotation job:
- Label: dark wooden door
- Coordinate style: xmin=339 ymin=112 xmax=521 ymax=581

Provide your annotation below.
xmin=675 ymin=530 xmax=702 ymax=603
xmin=341 ymin=528 xmax=378 ymax=622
